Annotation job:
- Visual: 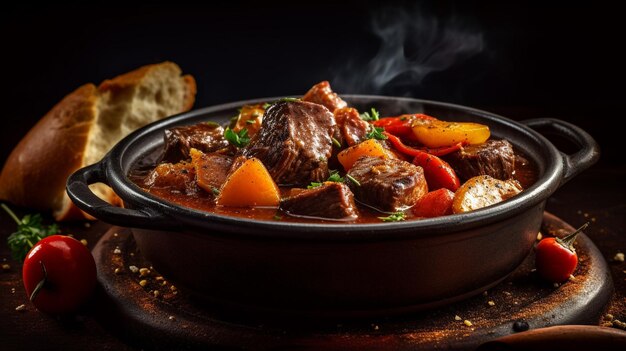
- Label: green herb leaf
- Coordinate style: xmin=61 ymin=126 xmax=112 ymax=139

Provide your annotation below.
xmin=327 ymin=170 xmax=344 ymax=183
xmin=224 ymin=127 xmax=250 ymax=148
xmin=262 ymin=97 xmax=301 ymax=110
xmin=346 ymin=174 xmax=361 ymax=187
xmin=205 ymin=121 xmax=221 ymax=128
xmin=307 ymin=182 xmax=323 ymax=189
xmin=246 ymin=119 xmax=256 ymax=124
xmin=211 ymin=187 xmax=220 ymax=196
xmin=2 ymin=204 xmax=59 ymax=261
xmin=273 ymin=214 xmax=283 ymax=220
xmin=366 ymin=126 xmax=388 ymax=140
xmin=332 ymin=137 xmax=342 ymax=148
xmin=279 ymin=97 xmax=300 ymax=103
xmin=378 ymin=212 xmax=406 ymax=222
xmin=360 ymin=107 xmax=380 ymax=121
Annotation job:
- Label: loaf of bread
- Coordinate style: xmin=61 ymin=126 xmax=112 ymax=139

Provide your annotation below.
xmin=0 ymin=62 xmax=196 ymax=220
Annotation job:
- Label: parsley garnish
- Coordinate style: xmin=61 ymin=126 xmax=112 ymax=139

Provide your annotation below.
xmin=327 ymin=170 xmax=344 ymax=183
xmin=273 ymin=214 xmax=283 ymax=220
xmin=360 ymin=107 xmax=380 ymax=121
xmin=332 ymin=137 xmax=342 ymax=148
xmin=307 ymin=170 xmax=345 ymax=189
xmin=346 ymin=174 xmax=361 ymax=187
xmin=211 ymin=187 xmax=220 ymax=196
xmin=224 ymin=127 xmax=250 ymax=148
xmin=307 ymin=182 xmax=323 ymax=189
xmin=205 ymin=121 xmax=221 ymax=128
xmin=246 ymin=119 xmax=256 ymax=125
xmin=262 ymin=97 xmax=301 ymax=110
xmin=2 ymin=204 xmax=59 ymax=261
xmin=366 ymin=126 xmax=388 ymax=140
xmin=378 ymin=212 xmax=406 ymax=222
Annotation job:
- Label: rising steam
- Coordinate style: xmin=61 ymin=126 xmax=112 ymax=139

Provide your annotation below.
xmin=333 ymin=6 xmax=485 ymax=96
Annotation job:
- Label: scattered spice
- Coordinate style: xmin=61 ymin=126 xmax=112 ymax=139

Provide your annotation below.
xmin=2 ymin=263 xmax=10 ymax=271
xmin=139 ymin=280 xmax=148 ymax=287
xmin=613 ymin=252 xmax=624 ymax=262
xmin=612 ymin=319 xmax=626 ymax=330
xmin=15 ymin=304 xmax=26 ymax=312
xmin=153 ymin=290 xmax=160 ymax=298
xmin=463 ymin=320 xmax=473 ymax=327
xmin=129 ymin=265 xmax=139 ymax=273
xmin=114 ymin=268 xmax=121 ymax=275
xmin=604 ymin=314 xmax=614 ymax=321
xmin=139 ymin=268 xmax=150 ymax=277
xmin=113 ymin=248 xmax=121 ymax=255
xmin=454 ymin=315 xmax=462 ymax=321
xmin=168 ymin=316 xmax=175 ymax=321
xmin=11 ymin=287 xmax=16 ymax=294
xmin=536 ymin=232 xmax=543 ymax=241
xmin=487 ymin=300 xmax=495 ymax=306
xmin=80 ymin=239 xmax=88 ymax=246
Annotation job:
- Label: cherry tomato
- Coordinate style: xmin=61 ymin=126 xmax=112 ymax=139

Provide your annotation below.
xmin=535 ymin=223 xmax=588 ymax=283
xmin=22 ymin=235 xmax=97 ymax=314
xmin=412 ymin=188 xmax=455 ymax=218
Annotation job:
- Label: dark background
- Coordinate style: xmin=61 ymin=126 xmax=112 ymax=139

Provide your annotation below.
xmin=1 ymin=1 xmax=624 ymax=166
xmin=1 ymin=3 xmax=626 ymax=347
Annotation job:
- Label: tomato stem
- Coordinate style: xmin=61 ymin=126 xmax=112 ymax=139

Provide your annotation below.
xmin=29 ymin=261 xmax=47 ymax=303
xmin=556 ymin=222 xmax=589 ymax=251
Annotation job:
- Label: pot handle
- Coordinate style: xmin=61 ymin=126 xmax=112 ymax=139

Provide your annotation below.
xmin=521 ymin=118 xmax=599 ymax=186
xmin=66 ymin=162 xmax=176 ymax=229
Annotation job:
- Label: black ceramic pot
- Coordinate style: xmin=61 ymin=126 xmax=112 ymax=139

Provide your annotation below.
xmin=67 ymin=96 xmax=599 ymax=318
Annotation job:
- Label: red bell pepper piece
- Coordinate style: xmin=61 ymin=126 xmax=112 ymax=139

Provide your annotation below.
xmin=383 ymin=132 xmax=465 ymax=157
xmin=412 ymin=151 xmax=460 ymax=192
xmin=412 ymin=188 xmax=455 ymax=218
xmin=373 ymin=114 xmax=435 ymax=141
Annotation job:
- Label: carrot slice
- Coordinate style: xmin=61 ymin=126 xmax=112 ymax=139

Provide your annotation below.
xmin=216 ymin=157 xmax=280 ymax=207
xmin=337 ymin=139 xmax=389 ymax=171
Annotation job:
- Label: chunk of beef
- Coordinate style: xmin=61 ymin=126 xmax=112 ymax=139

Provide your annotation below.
xmin=280 ymin=182 xmax=358 ymax=220
xmin=347 ymin=156 xmax=428 ymax=212
xmin=162 ymin=122 xmax=229 ymax=162
xmin=189 ymin=149 xmax=234 ymax=196
xmin=444 ymin=139 xmax=515 ymax=181
xmin=243 ymin=100 xmax=336 ymax=186
xmin=334 ymin=107 xmax=371 ymax=146
xmin=143 ymin=161 xmax=197 ymax=195
xmin=302 ymin=81 xmax=347 ymax=112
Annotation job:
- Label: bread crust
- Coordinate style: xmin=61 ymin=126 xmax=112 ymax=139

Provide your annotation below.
xmin=0 ymin=62 xmax=195 ymax=220
xmin=0 ymin=84 xmax=98 ymax=211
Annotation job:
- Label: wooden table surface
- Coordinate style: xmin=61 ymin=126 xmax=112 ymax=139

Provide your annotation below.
xmin=0 ymin=164 xmax=624 ymax=350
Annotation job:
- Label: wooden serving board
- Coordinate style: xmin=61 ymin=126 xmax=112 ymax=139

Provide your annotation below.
xmin=90 ymin=212 xmax=613 ymax=350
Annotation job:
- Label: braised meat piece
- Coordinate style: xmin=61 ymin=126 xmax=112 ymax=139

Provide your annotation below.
xmin=302 ymin=81 xmax=348 ymax=112
xmin=162 ymin=122 xmax=229 ymax=162
xmin=334 ymin=107 xmax=370 ymax=146
xmin=444 ymin=139 xmax=515 ymax=181
xmin=189 ymin=149 xmax=234 ymax=196
xmin=243 ymin=100 xmax=336 ymax=186
xmin=347 ymin=156 xmax=428 ymax=212
xmin=280 ymin=182 xmax=358 ymax=220
xmin=143 ymin=161 xmax=197 ymax=195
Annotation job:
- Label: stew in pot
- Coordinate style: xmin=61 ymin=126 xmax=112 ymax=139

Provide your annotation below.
xmin=129 ymin=81 xmax=538 ymax=223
